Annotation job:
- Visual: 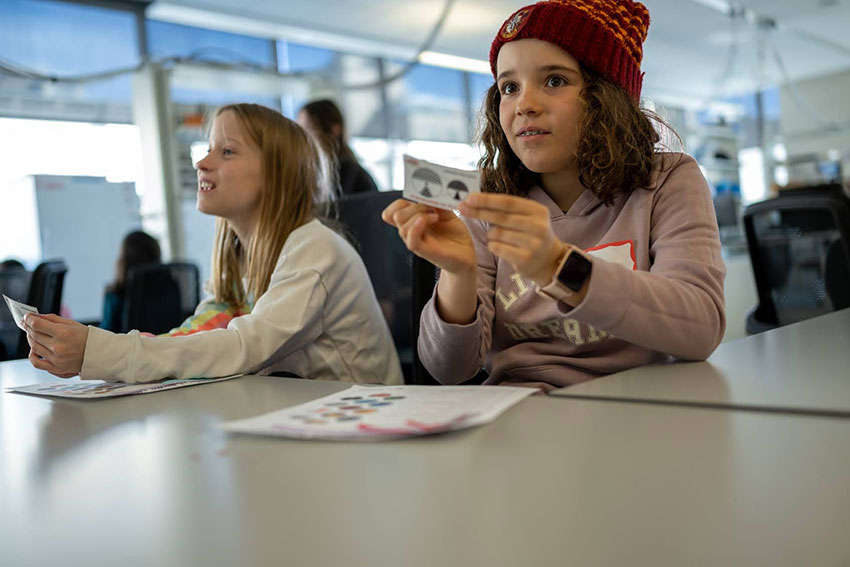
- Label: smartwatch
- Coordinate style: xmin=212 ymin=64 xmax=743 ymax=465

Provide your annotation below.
xmin=536 ymin=246 xmax=593 ymax=302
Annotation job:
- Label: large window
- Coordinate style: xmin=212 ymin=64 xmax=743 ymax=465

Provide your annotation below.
xmin=468 ymin=72 xmax=494 ymax=135
xmin=0 ymin=0 xmax=139 ymax=122
xmin=385 ymin=61 xmax=468 ymax=143
xmin=146 ymin=19 xmax=279 ymax=108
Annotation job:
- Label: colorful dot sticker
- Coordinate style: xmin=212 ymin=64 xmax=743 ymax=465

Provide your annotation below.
xmin=282 ymin=390 xmax=412 ymax=427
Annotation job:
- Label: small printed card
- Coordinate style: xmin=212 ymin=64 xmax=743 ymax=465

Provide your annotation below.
xmin=7 ymin=374 xmax=243 ymax=399
xmin=402 ymin=155 xmax=480 ymax=211
xmin=3 ymin=294 xmax=38 ymax=330
xmin=220 ymin=384 xmax=534 ymax=441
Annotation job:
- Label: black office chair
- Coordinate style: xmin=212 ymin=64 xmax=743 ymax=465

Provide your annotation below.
xmin=0 ymin=268 xmax=32 ymax=361
xmin=14 ymin=260 xmax=68 ymax=359
xmin=743 ymin=188 xmax=850 ymax=334
xmin=121 ymin=262 xmax=200 ymax=335
xmin=333 ymin=190 xmax=438 ymax=384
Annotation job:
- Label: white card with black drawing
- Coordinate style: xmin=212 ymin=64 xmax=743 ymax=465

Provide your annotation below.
xmin=3 ymin=294 xmax=39 ymax=331
xmin=402 ymin=155 xmax=480 ymax=211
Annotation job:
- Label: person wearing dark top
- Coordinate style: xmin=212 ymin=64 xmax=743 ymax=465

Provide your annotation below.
xmin=297 ymin=99 xmax=379 ymax=195
xmin=100 ymin=231 xmax=161 ymax=332
xmin=1 ymin=258 xmax=29 ymax=359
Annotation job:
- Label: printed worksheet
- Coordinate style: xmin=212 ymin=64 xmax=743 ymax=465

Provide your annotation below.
xmin=221 ymin=384 xmax=534 ymax=441
xmin=402 ymin=155 xmax=481 ymax=211
xmin=7 ymin=374 xmax=244 ymax=399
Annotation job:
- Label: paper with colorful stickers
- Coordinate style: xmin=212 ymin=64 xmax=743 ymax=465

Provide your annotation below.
xmin=7 ymin=374 xmax=243 ymax=399
xmin=220 ymin=384 xmax=534 ymax=441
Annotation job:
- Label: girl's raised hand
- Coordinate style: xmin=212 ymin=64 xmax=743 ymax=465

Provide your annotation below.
xmin=381 ymin=199 xmax=476 ymax=275
xmin=458 ymin=193 xmax=565 ymax=286
xmin=24 ymin=313 xmax=88 ymax=378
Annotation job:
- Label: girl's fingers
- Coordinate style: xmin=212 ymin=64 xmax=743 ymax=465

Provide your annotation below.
xmin=38 ymin=313 xmax=71 ymax=325
xmin=463 ymin=206 xmax=549 ymax=233
xmin=26 ymin=332 xmax=53 ymax=358
xmin=29 ymin=350 xmax=76 ymax=377
xmin=405 ymin=215 xmax=428 ymax=252
xmin=486 ymin=226 xmax=540 ymax=249
xmin=397 ymin=209 xmax=437 ymax=243
xmin=380 ymin=199 xmax=410 ymax=226
xmin=392 ymin=204 xmax=436 ymax=230
xmin=462 ymin=193 xmax=540 ymax=215
xmin=382 ymin=199 xmax=434 ymax=227
xmin=24 ymin=314 xmax=60 ymax=338
xmin=459 ymin=204 xmax=515 ymax=226
xmin=487 ymin=240 xmax=530 ymax=267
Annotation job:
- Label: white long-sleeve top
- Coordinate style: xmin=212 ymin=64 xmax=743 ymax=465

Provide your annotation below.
xmin=81 ymin=219 xmax=403 ymax=385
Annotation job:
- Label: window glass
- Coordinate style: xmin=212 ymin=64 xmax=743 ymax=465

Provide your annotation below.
xmin=468 ymin=72 xmax=494 ymax=133
xmin=385 ymin=61 xmax=467 ymax=143
xmin=146 ymin=20 xmax=275 ymax=67
xmin=147 ymin=19 xmax=278 ymax=107
xmin=0 ymin=118 xmax=146 ymax=320
xmin=0 ymin=0 xmax=138 ymax=122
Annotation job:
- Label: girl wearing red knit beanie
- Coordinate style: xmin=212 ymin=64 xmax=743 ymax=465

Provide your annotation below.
xmin=383 ymin=0 xmax=726 ymax=391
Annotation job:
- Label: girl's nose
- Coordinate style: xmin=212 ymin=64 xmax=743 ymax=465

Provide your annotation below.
xmin=516 ymin=87 xmax=541 ymax=116
xmin=195 ymin=154 xmax=211 ymax=171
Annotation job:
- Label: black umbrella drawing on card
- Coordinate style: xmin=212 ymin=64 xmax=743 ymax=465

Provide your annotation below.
xmin=412 ymin=167 xmax=442 ymax=198
xmin=447 ymin=180 xmax=469 ymax=201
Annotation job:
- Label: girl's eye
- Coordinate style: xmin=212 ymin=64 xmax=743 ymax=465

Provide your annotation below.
xmin=546 ymin=75 xmax=566 ymax=88
xmin=500 ymin=82 xmax=518 ymax=95
xmin=222 ymin=148 xmax=234 ymax=156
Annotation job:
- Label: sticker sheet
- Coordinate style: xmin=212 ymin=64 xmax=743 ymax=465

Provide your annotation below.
xmin=7 ymin=374 xmax=243 ymax=399
xmin=221 ymin=384 xmax=534 ymax=441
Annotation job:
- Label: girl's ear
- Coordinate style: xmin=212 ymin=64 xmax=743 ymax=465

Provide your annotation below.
xmin=331 ymin=123 xmax=343 ymax=140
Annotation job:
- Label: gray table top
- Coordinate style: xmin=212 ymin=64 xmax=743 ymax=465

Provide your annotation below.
xmin=551 ymin=309 xmax=850 ymax=417
xmin=3 ymin=359 xmax=850 ymax=566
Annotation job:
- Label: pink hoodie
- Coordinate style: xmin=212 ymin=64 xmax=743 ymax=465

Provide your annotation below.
xmin=418 ymin=153 xmax=726 ymax=388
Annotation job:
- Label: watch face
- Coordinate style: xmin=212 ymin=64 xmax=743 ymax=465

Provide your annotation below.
xmin=557 ymin=252 xmax=592 ymax=291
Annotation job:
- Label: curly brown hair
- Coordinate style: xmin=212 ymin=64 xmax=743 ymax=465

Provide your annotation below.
xmin=478 ymin=68 xmax=675 ymax=206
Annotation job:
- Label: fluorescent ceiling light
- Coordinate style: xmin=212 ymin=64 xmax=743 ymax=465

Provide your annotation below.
xmin=418 ymin=51 xmax=490 ymax=75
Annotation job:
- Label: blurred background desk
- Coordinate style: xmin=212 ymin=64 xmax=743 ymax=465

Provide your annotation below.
xmin=2 ymin=360 xmax=850 ymax=565
xmin=552 ymin=309 xmax=850 ymax=417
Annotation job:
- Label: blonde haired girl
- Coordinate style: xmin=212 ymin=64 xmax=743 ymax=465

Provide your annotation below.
xmin=25 ymin=103 xmax=402 ymax=385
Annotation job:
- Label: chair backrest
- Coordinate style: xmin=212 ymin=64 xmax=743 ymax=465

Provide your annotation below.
xmin=15 ymin=260 xmax=67 ymax=358
xmin=332 ymin=190 xmax=438 ymax=384
xmin=0 ymin=268 xmax=32 ymax=361
xmin=121 ymin=262 xmax=200 ymax=335
xmin=743 ymin=191 xmax=850 ymax=333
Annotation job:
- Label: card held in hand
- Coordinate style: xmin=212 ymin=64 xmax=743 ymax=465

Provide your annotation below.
xmin=3 ymin=294 xmax=39 ymax=331
xmin=402 ymin=155 xmax=480 ymax=211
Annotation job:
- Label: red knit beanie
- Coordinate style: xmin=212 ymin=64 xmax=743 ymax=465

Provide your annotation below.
xmin=489 ymin=0 xmax=650 ymax=100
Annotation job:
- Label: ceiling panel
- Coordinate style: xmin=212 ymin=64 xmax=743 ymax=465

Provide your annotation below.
xmin=148 ymin=0 xmax=850 ymax=105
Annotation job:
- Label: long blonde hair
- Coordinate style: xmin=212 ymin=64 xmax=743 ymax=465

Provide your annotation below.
xmin=208 ymin=103 xmax=330 ymax=305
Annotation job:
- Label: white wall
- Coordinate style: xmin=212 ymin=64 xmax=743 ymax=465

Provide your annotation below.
xmin=780 ymin=69 xmax=850 ymax=181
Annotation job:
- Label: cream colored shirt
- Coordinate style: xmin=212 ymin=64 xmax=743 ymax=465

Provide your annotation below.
xmin=81 ymin=219 xmax=403 ymax=385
